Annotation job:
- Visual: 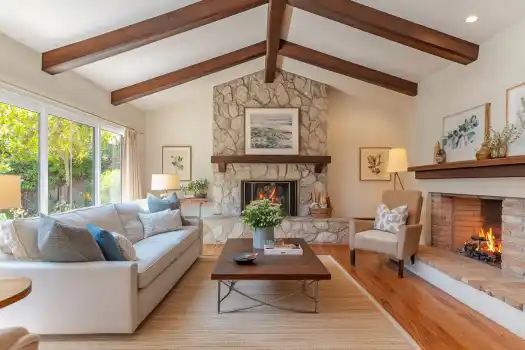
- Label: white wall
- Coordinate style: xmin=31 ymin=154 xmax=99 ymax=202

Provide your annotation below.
xmin=328 ymin=94 xmax=411 ymax=218
xmin=144 ymin=57 xmax=414 ymax=218
xmin=410 ymin=18 xmax=525 ymax=200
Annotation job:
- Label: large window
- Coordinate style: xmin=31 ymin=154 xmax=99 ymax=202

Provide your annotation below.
xmin=0 ymin=88 xmax=124 ymax=219
xmin=0 ymin=102 xmax=39 ymax=219
xmin=48 ymin=115 xmax=94 ymax=213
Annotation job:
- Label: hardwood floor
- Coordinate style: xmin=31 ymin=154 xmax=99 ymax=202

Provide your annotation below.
xmin=204 ymin=244 xmax=525 ymax=350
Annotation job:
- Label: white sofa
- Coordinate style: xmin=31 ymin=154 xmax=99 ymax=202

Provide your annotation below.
xmin=0 ymin=200 xmax=203 ymax=335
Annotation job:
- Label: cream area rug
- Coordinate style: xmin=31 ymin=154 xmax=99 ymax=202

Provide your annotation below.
xmin=40 ymin=256 xmax=417 ymax=349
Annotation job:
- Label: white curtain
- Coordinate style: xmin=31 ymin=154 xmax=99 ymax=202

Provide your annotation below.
xmin=123 ymin=128 xmax=143 ymax=201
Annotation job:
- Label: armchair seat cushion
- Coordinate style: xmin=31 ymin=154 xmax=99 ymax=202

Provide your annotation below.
xmin=354 ymin=229 xmax=398 ymax=257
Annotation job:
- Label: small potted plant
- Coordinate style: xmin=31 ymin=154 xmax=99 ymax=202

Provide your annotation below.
xmin=242 ymin=199 xmax=285 ymax=249
xmin=183 ymin=179 xmax=209 ymax=198
xmin=194 ymin=179 xmax=209 ymax=199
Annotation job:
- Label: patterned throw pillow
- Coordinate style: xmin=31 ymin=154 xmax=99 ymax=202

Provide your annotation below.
xmin=111 ymin=232 xmax=137 ymax=261
xmin=138 ymin=209 xmax=183 ymax=238
xmin=373 ymin=203 xmax=409 ymax=234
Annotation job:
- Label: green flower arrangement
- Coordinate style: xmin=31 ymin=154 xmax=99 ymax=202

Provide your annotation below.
xmin=242 ymin=199 xmax=285 ymax=229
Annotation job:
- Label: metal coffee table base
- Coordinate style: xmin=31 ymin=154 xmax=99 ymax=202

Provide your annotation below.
xmin=217 ymin=280 xmax=319 ymax=313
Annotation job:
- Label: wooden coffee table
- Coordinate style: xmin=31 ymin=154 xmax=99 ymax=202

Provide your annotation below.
xmin=211 ymin=238 xmax=331 ymax=313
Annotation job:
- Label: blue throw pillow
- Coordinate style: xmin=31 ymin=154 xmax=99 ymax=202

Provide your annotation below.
xmin=147 ymin=193 xmax=180 ymax=213
xmin=86 ymin=224 xmax=125 ymax=261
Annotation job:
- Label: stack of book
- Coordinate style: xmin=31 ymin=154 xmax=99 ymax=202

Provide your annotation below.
xmin=263 ymin=240 xmax=303 ymax=255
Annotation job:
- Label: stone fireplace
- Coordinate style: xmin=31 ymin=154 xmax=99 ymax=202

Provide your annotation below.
xmin=241 ymin=180 xmax=298 ymax=216
xmin=212 ymin=69 xmax=328 ymax=217
xmin=203 ymin=69 xmax=350 ymax=245
xmin=431 ymin=193 xmax=525 ymax=280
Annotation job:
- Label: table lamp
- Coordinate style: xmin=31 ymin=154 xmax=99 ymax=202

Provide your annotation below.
xmin=0 ymin=175 xmax=22 ymax=210
xmin=151 ymin=174 xmax=180 ymax=197
xmin=386 ymin=148 xmax=408 ymax=190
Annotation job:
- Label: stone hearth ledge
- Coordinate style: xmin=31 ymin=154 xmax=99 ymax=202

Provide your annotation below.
xmin=202 ymin=216 xmax=349 ymax=245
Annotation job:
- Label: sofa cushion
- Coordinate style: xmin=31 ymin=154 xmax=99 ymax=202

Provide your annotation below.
xmin=354 ymin=229 xmax=398 ymax=257
xmin=5 ymin=205 xmax=122 ymax=260
xmin=113 ymin=200 xmax=149 ymax=243
xmin=134 ymin=226 xmax=199 ymax=289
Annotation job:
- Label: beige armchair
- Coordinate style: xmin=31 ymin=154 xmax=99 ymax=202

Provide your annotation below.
xmin=349 ymin=190 xmax=423 ymax=278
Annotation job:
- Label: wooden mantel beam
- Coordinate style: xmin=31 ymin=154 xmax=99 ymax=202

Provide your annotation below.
xmin=42 ymin=0 xmax=268 ymax=74
xmin=279 ymin=41 xmax=418 ymax=96
xmin=288 ymin=0 xmax=479 ymax=65
xmin=111 ymin=42 xmax=267 ymax=105
xmin=264 ymin=0 xmax=287 ymax=83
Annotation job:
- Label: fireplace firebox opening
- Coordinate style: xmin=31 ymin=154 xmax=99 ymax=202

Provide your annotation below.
xmin=241 ymin=180 xmax=298 ymax=216
xmin=430 ymin=193 xmax=503 ymax=268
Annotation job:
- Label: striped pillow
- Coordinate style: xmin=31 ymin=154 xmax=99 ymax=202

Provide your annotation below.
xmin=138 ymin=209 xmax=183 ymax=238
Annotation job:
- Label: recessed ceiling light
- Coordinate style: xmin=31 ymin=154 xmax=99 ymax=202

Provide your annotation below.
xmin=465 ymin=16 xmax=478 ymax=23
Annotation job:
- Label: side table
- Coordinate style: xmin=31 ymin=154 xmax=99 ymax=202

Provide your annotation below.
xmin=182 ymin=197 xmax=209 ymax=218
xmin=0 ymin=277 xmax=31 ymax=309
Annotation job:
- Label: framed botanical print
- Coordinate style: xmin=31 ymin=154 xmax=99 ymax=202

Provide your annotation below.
xmin=442 ymin=103 xmax=490 ymax=162
xmin=244 ymin=108 xmax=299 ymax=155
xmin=359 ymin=147 xmax=391 ymax=181
xmin=506 ymin=83 xmax=525 ymax=156
xmin=162 ymin=146 xmax=192 ymax=181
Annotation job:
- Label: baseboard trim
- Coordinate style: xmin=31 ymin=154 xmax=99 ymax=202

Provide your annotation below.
xmin=406 ymin=260 xmax=525 ymax=340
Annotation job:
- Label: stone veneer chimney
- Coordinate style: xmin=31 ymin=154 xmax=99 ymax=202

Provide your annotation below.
xmin=211 ymin=69 xmax=329 ymax=216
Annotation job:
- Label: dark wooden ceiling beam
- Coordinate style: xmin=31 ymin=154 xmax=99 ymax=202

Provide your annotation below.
xmin=111 ymin=42 xmax=267 ymax=105
xmin=264 ymin=0 xmax=287 ymax=83
xmin=288 ymin=0 xmax=479 ymax=65
xmin=279 ymin=41 xmax=418 ymax=96
xmin=42 ymin=0 xmax=268 ymax=74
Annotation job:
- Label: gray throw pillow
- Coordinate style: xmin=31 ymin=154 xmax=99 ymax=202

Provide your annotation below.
xmin=147 ymin=193 xmax=191 ymax=225
xmin=138 ymin=209 xmax=183 ymax=238
xmin=373 ymin=203 xmax=409 ymax=234
xmin=37 ymin=215 xmax=105 ymax=262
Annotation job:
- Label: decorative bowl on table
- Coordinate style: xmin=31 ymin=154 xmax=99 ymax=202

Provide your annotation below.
xmin=232 ymin=252 xmax=259 ymax=265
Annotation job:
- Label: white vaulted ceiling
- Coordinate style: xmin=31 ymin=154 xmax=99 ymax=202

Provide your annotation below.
xmin=0 ymin=0 xmax=525 ymax=110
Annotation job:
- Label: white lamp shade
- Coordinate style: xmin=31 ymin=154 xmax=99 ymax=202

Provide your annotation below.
xmin=386 ymin=148 xmax=408 ymax=173
xmin=0 ymin=175 xmax=22 ymax=209
xmin=151 ymin=174 xmax=180 ymax=191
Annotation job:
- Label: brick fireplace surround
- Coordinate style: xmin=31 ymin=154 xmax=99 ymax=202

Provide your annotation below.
xmin=431 ymin=193 xmax=525 ymax=280
xmin=408 ymin=193 xmax=525 ymax=338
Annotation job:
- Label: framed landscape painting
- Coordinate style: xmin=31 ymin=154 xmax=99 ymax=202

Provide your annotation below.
xmin=506 ymin=83 xmax=525 ymax=156
xmin=162 ymin=146 xmax=192 ymax=181
xmin=442 ymin=103 xmax=490 ymax=162
xmin=244 ymin=108 xmax=299 ymax=155
xmin=359 ymin=147 xmax=391 ymax=181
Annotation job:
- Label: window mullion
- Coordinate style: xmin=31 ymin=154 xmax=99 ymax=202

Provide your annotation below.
xmin=38 ymin=107 xmax=49 ymax=215
xmin=94 ymin=126 xmax=101 ymax=206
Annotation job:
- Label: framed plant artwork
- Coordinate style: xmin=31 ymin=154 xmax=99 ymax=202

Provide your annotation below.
xmin=359 ymin=147 xmax=391 ymax=181
xmin=162 ymin=146 xmax=192 ymax=181
xmin=442 ymin=103 xmax=490 ymax=162
xmin=244 ymin=108 xmax=299 ymax=155
xmin=506 ymin=83 xmax=525 ymax=156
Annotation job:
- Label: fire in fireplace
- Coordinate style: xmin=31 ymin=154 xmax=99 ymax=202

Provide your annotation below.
xmin=241 ymin=180 xmax=298 ymax=216
xmin=458 ymin=227 xmax=502 ymax=268
xmin=430 ymin=193 xmax=503 ymax=268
